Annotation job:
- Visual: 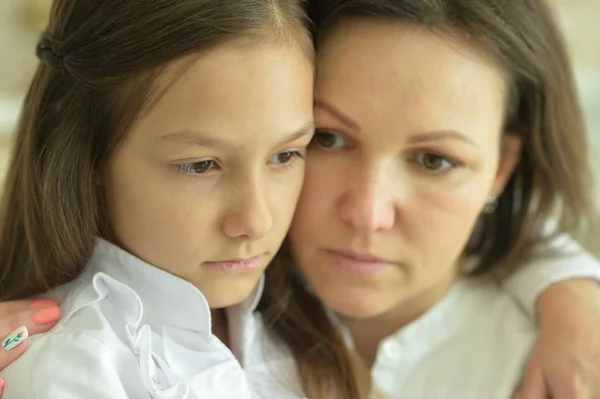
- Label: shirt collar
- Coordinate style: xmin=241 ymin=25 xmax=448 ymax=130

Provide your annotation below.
xmin=87 ymin=238 xmax=265 ymax=333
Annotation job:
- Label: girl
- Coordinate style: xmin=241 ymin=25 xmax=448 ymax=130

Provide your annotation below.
xmin=282 ymin=0 xmax=600 ymax=397
xmin=0 ymin=0 xmax=362 ymax=397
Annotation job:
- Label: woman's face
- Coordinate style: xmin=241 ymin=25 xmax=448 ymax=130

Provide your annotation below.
xmin=289 ymin=18 xmax=520 ymax=319
xmin=103 ymin=39 xmax=314 ymax=308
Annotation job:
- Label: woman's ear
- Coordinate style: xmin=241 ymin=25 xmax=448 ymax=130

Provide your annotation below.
xmin=490 ymin=133 xmax=523 ymax=196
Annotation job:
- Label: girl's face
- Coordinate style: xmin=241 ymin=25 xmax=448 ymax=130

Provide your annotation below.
xmin=289 ymin=18 xmax=521 ymax=320
xmin=103 ymin=40 xmax=314 ymax=308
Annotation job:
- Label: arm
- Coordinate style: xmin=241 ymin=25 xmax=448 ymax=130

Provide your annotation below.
xmin=504 ymin=234 xmax=600 ymax=399
xmin=503 ymin=233 xmax=600 ymax=319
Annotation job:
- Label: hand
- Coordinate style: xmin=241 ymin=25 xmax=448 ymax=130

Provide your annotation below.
xmin=0 ymin=299 xmax=61 ymax=397
xmin=515 ymin=279 xmax=600 ymax=399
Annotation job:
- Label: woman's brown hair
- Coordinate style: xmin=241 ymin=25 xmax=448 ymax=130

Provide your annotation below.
xmin=307 ymin=0 xmax=596 ymax=277
xmin=0 ymin=0 xmax=359 ymax=397
xmin=261 ymin=2 xmax=596 ymax=396
xmin=261 ymin=2 xmax=596 ymax=395
xmin=263 ymin=0 xmax=593 ymax=398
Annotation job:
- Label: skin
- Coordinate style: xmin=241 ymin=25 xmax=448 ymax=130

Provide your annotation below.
xmin=102 ymin=38 xmax=314 ymax=340
xmin=290 ymin=17 xmax=521 ymax=365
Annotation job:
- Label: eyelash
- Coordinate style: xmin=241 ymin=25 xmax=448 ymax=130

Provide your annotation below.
xmin=311 ymin=131 xmax=352 ymax=150
xmin=412 ymin=152 xmax=461 ymax=173
xmin=273 ymin=150 xmax=306 ymax=170
xmin=174 ymin=160 xmax=217 ymax=178
xmin=173 ymin=151 xmax=306 ymax=178
xmin=313 ymin=130 xmax=462 ymax=176
xmin=314 ymin=131 xmax=462 ymax=173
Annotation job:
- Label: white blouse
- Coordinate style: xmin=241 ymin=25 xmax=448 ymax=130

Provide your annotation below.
xmin=371 ymin=278 xmax=537 ymax=398
xmin=1 ymin=234 xmax=598 ymax=398
xmin=0 ymin=239 xmax=305 ymax=399
xmin=370 ymin=234 xmax=600 ymax=399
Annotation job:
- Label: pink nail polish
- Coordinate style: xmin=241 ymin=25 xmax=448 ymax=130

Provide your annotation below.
xmin=30 ymin=299 xmax=58 ymax=309
xmin=0 ymin=377 xmax=4 ymax=388
xmin=31 ymin=307 xmax=61 ymax=324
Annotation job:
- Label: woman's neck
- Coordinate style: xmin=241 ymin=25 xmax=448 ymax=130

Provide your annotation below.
xmin=342 ymin=265 xmax=458 ymax=367
xmin=211 ymin=308 xmax=230 ymax=347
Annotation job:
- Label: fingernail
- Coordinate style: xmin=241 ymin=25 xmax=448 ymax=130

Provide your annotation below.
xmin=32 ymin=306 xmax=61 ymax=325
xmin=2 ymin=325 xmax=28 ymax=351
xmin=0 ymin=377 xmax=4 ymax=388
xmin=30 ymin=298 xmax=58 ymax=309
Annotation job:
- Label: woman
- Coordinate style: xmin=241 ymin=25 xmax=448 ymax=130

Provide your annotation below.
xmin=282 ymin=0 xmax=600 ymax=397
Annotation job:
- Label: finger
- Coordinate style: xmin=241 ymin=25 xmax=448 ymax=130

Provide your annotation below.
xmin=0 ymin=376 xmax=4 ymax=397
xmin=0 ymin=303 xmax=61 ymax=371
xmin=512 ymin=390 xmax=523 ymax=399
xmin=0 ymin=305 xmax=61 ymax=338
xmin=520 ymin=368 xmax=549 ymax=399
xmin=0 ymin=334 xmax=27 ymax=370
xmin=0 ymin=299 xmax=57 ymax=318
xmin=547 ymin=371 xmax=589 ymax=399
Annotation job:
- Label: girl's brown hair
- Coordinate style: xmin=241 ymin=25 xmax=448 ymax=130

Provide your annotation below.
xmin=307 ymin=0 xmax=596 ymax=277
xmin=0 ymin=0 xmax=358 ymax=397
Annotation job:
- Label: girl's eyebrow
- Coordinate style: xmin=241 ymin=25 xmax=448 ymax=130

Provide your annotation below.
xmin=156 ymin=120 xmax=315 ymax=149
xmin=274 ymin=121 xmax=315 ymax=147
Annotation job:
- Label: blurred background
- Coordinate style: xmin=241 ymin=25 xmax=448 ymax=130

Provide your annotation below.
xmin=0 ymin=0 xmax=598 ymax=255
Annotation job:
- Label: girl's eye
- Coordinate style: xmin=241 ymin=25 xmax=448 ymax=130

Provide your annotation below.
xmin=414 ymin=153 xmax=457 ymax=171
xmin=311 ymin=132 xmax=349 ymax=149
xmin=175 ymin=160 xmax=216 ymax=175
xmin=269 ymin=151 xmax=304 ymax=165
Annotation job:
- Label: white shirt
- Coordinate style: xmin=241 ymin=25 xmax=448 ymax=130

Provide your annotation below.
xmin=504 ymin=233 xmax=600 ymax=318
xmin=370 ymin=235 xmax=600 ymax=399
xmin=371 ymin=279 xmax=537 ymax=399
xmin=0 ymin=239 xmax=305 ymax=399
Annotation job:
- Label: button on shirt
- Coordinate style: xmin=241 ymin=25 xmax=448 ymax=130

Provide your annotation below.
xmin=369 ymin=234 xmax=600 ymax=399
xmin=371 ymin=279 xmax=538 ymax=399
xmin=1 ymin=239 xmax=306 ymax=398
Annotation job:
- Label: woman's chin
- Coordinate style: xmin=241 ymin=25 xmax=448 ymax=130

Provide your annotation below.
xmin=318 ymin=284 xmax=396 ymax=320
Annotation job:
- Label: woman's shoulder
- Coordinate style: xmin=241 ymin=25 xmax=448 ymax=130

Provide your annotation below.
xmin=373 ymin=279 xmax=537 ymax=398
xmin=425 ymin=280 xmax=536 ymax=392
xmin=453 ymin=277 xmax=537 ymax=330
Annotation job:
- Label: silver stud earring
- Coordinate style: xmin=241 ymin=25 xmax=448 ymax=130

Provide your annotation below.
xmin=482 ymin=195 xmax=499 ymax=214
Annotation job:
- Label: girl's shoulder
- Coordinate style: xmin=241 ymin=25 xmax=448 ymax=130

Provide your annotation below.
xmin=0 ymin=311 xmax=144 ymax=399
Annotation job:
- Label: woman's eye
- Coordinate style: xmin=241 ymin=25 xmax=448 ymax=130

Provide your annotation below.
xmin=269 ymin=151 xmax=303 ymax=165
xmin=415 ymin=153 xmax=457 ymax=171
xmin=176 ymin=160 xmax=216 ymax=175
xmin=312 ymin=132 xmax=348 ymax=149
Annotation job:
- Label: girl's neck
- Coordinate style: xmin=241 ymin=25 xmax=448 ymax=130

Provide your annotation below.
xmin=211 ymin=308 xmax=230 ymax=347
xmin=342 ymin=264 xmax=459 ymax=367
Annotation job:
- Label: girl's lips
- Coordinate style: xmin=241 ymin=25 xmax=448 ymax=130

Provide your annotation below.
xmin=204 ymin=255 xmax=263 ymax=272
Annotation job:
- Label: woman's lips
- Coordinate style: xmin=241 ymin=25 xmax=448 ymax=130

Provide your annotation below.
xmin=324 ymin=249 xmax=393 ymax=277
